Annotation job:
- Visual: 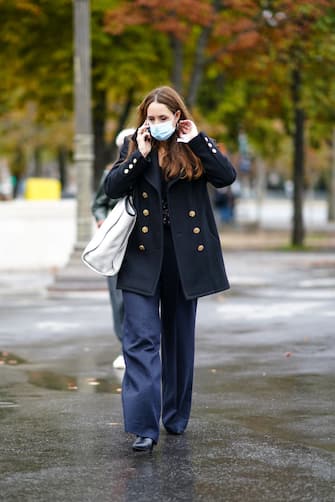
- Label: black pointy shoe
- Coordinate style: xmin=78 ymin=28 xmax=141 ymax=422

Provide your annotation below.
xmin=132 ymin=436 xmax=154 ymax=452
xmin=165 ymin=427 xmax=184 ymax=435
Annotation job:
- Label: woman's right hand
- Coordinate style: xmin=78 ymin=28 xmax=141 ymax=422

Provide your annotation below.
xmin=137 ymin=122 xmax=152 ymax=158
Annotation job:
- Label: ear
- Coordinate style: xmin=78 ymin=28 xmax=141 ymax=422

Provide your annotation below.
xmin=175 ymin=110 xmax=181 ymax=123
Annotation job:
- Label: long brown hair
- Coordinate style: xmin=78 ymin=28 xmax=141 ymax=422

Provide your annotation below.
xmin=128 ymin=86 xmax=203 ymax=180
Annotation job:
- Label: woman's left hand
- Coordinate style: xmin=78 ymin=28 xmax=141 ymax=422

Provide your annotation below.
xmin=177 ymin=120 xmax=198 ymax=143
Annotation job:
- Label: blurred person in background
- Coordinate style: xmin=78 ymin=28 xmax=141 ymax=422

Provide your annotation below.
xmin=214 ymin=185 xmax=236 ymax=224
xmin=104 ymin=86 xmax=236 ymax=453
xmin=91 ymin=128 xmax=135 ymax=370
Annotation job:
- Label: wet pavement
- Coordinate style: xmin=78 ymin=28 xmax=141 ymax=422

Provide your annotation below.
xmin=0 ymin=250 xmax=335 ymax=501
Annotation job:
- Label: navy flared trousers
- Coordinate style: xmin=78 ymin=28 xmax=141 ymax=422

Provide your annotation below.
xmin=121 ymin=228 xmax=197 ymax=443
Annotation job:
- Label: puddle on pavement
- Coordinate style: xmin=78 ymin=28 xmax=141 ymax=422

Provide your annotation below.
xmin=0 ymin=351 xmax=27 ymax=366
xmin=26 ymin=369 xmax=123 ymax=394
xmin=0 ymin=388 xmax=19 ymax=418
xmin=0 ymin=400 xmax=19 ymax=409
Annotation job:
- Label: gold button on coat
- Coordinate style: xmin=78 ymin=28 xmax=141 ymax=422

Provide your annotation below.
xmin=193 ymin=227 xmax=201 ymax=234
xmin=141 ymin=226 xmax=149 ymax=233
xmin=143 ymin=209 xmax=150 ymax=216
xmin=197 ymin=244 xmax=204 ymax=252
xmin=188 ymin=210 xmax=196 ymax=217
xmin=139 ymin=244 xmax=145 ymax=251
xmin=142 ymin=191 xmax=148 ymax=199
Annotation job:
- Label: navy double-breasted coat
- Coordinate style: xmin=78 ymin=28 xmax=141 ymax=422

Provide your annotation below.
xmin=104 ymin=132 xmax=237 ymax=300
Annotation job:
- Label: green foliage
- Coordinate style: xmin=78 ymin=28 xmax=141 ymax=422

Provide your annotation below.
xmin=0 ymin=0 xmax=335 ymax=185
xmin=0 ymin=0 xmax=73 ymax=116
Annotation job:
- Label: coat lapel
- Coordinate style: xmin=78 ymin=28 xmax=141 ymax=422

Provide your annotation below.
xmin=143 ymin=150 xmax=161 ymax=193
xmin=143 ymin=149 xmax=181 ymax=192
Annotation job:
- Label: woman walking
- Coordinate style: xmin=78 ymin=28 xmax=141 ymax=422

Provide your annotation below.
xmin=104 ymin=86 xmax=236 ymax=452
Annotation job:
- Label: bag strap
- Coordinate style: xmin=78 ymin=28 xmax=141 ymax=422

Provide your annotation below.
xmin=125 ymin=194 xmax=136 ymax=217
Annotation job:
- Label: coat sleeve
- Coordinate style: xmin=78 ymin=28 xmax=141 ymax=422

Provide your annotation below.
xmin=188 ymin=132 xmax=237 ymax=188
xmin=104 ymin=138 xmax=150 ymax=199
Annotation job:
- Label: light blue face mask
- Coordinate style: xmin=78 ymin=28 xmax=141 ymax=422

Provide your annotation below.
xmin=149 ymin=120 xmax=176 ymax=141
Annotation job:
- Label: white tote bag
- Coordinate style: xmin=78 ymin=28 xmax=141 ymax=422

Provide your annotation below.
xmin=81 ymin=195 xmax=136 ymax=276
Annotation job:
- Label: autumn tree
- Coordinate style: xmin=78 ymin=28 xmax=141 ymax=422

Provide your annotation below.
xmin=254 ymin=0 xmax=335 ymax=245
xmin=91 ymin=1 xmax=172 ymax=184
xmin=104 ymin=0 xmax=265 ymax=107
xmin=0 ymin=0 xmax=175 ymax=185
xmin=0 ymin=0 xmax=73 ymax=185
xmin=2 ymin=0 xmax=334 ymax=227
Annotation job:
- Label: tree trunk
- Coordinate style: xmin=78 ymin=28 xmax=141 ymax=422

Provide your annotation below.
xmin=291 ymin=67 xmax=305 ymax=246
xmin=169 ymin=35 xmax=183 ymax=93
xmin=57 ymin=146 xmax=68 ymax=191
xmin=108 ymin=87 xmax=135 ymax=163
xmin=12 ymin=146 xmax=25 ymax=198
xmin=328 ymin=127 xmax=335 ymax=221
xmin=186 ymin=0 xmax=221 ymax=109
xmin=186 ymin=26 xmax=211 ymax=109
xmin=255 ymin=157 xmax=266 ymax=227
xmin=34 ymin=146 xmax=43 ymax=177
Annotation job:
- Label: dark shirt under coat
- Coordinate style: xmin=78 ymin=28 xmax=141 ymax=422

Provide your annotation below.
xmin=104 ymin=132 xmax=237 ymax=300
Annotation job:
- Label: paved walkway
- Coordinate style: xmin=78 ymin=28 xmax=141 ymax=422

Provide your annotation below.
xmin=0 ymin=248 xmax=334 ymax=501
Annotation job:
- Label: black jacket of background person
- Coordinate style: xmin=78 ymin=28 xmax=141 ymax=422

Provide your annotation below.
xmin=104 ymin=132 xmax=237 ymax=300
xmin=91 ymin=169 xmax=118 ymax=223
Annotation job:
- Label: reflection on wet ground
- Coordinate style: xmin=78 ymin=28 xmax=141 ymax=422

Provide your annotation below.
xmin=27 ymin=369 xmax=123 ymax=394
xmin=1 ymin=378 xmax=333 ymax=501
xmin=0 ymin=351 xmax=27 ymax=366
xmin=13 ymin=364 xmax=333 ymax=456
xmin=3 ymin=362 xmax=334 ymax=455
xmin=1 ymin=351 xmax=334 ymax=500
